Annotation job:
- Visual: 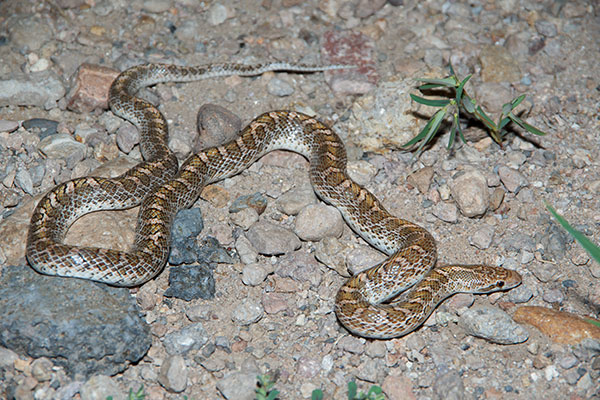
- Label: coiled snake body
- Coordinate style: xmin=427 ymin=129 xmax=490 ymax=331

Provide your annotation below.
xmin=27 ymin=63 xmax=521 ymax=339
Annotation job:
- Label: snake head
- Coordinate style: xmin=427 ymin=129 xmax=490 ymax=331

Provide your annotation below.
xmin=473 ymin=266 xmax=522 ymax=294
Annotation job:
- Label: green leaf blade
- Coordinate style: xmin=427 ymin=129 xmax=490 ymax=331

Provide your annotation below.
xmin=410 ymin=94 xmax=451 ymax=107
xmin=545 ymin=203 xmax=600 ymax=263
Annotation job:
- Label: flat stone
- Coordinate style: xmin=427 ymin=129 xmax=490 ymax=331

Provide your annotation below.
xmin=513 ymin=306 xmax=600 ymax=344
xmin=460 ymin=305 xmax=529 ymax=344
xmin=246 ymin=220 xmax=301 ymax=255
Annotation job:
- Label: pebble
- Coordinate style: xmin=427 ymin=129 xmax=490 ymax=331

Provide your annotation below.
xmin=216 ymin=371 xmax=259 ymax=400
xmin=262 ymin=292 xmax=289 ymax=314
xmin=142 ymin=0 xmax=171 ymax=13
xmin=79 ymin=375 xmax=124 ymax=400
xmin=406 ymin=166 xmax=434 ymax=194
xmin=232 ymin=298 xmax=264 ymax=325
xmin=497 ymin=165 xmax=529 ymax=193
xmin=347 ymin=160 xmax=378 ymax=186
xmin=229 ymin=192 xmax=268 ymax=215
xmin=535 ymin=20 xmax=558 ymax=37
xmin=433 ymin=370 xmax=465 ymax=400
xmin=31 ymin=357 xmax=53 ymax=382
xmin=171 ymin=208 xmax=204 ymax=242
xmin=337 ymin=335 xmax=365 ymax=354
xmin=459 ymin=305 xmax=529 ymax=344
xmin=14 ymin=168 xmax=34 ymax=195
xmin=196 ymin=104 xmax=242 ymax=151
xmin=164 ymin=264 xmax=215 ymax=301
xmin=163 ymin=322 xmax=209 ymax=356
xmin=230 ymin=207 xmax=259 ymax=230
xmin=450 ymin=168 xmax=489 ymax=217
xmin=115 ymin=122 xmax=139 ymax=153
xmin=235 ymin=234 xmax=259 ymax=264
xmin=0 ymin=347 xmax=19 ymax=368
xmin=0 ymin=119 xmax=19 ymax=133
xmin=241 ymin=263 xmax=270 ymax=286
xmin=158 ymin=355 xmax=187 ymax=393
xmin=432 ymin=202 xmax=458 ymax=223
xmin=22 ymin=118 xmax=58 ymax=138
xmin=246 ymin=220 xmax=301 ymax=255
xmin=276 ymin=185 xmax=317 ymax=215
xmin=267 ymin=77 xmax=294 ymax=96
xmin=208 ymin=3 xmax=229 ymax=26
xmin=294 ymin=203 xmax=344 ymax=241
xmin=469 ymin=224 xmax=495 ymax=249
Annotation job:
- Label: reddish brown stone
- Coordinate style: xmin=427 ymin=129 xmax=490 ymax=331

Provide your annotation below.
xmin=67 ymin=63 xmax=119 ymax=113
xmin=513 ymin=306 xmax=600 ymax=344
xmin=321 ymin=30 xmax=379 ymax=95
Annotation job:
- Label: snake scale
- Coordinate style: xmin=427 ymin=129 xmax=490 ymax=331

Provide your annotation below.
xmin=27 ymin=63 xmax=522 ymax=339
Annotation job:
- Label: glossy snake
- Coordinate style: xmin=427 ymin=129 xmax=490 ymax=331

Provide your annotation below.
xmin=27 ymin=63 xmax=521 ymax=338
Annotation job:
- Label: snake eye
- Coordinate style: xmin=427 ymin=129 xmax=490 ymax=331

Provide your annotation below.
xmin=497 ymin=281 xmax=505 ymax=288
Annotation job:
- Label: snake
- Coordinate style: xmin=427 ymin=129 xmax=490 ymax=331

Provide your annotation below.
xmin=26 ymin=63 xmax=522 ymax=339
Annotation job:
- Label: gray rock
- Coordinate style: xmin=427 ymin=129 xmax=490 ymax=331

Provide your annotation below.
xmin=246 ymin=221 xmax=301 ymax=255
xmin=506 ymin=283 xmax=534 ymax=303
xmin=14 ymin=168 xmax=34 ymax=195
xmin=0 ymin=265 xmax=151 ymax=378
xmin=535 ymin=20 xmax=558 ymax=37
xmin=31 ymin=357 xmax=54 ymax=382
xmin=0 ymin=71 xmax=65 ymax=108
xmin=0 ymin=347 xmax=19 ymax=368
xmin=164 ymin=264 xmax=215 ymax=301
xmin=158 ymin=355 xmax=187 ymax=393
xmin=0 ymin=119 xmax=19 ymax=133
xmin=22 ymin=118 xmax=59 ymax=139
xmin=142 ymin=0 xmax=171 ymax=13
xmin=196 ymin=104 xmax=241 ymax=151
xmin=163 ymin=322 xmax=209 ymax=355
xmin=459 ymin=305 xmax=529 ymax=344
xmin=115 ymin=122 xmax=139 ymax=154
xmin=37 ymin=133 xmax=87 ymax=168
xmin=171 ymin=208 xmax=204 ymax=242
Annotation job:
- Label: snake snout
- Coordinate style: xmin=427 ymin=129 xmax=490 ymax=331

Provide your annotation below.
xmin=504 ymin=269 xmax=523 ymax=289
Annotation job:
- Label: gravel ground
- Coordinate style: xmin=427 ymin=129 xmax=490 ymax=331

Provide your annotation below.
xmin=1 ymin=0 xmax=599 ymax=399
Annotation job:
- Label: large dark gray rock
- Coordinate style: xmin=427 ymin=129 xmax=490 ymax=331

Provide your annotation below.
xmin=0 ymin=265 xmax=151 ymax=379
